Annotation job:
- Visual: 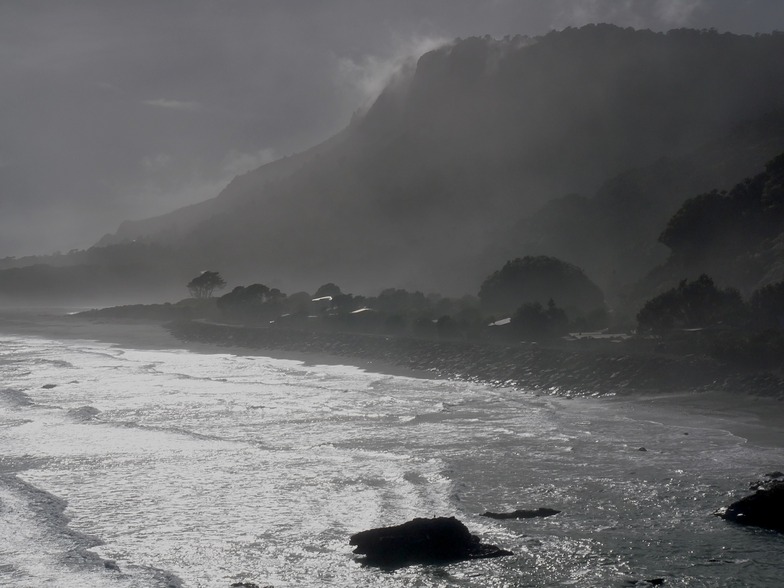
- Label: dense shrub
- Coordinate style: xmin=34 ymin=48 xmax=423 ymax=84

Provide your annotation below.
xmin=510 ymin=299 xmax=569 ymax=341
xmin=479 ymin=256 xmax=605 ymax=316
xmin=749 ymin=281 xmax=784 ymax=329
xmin=637 ymin=274 xmax=746 ymax=332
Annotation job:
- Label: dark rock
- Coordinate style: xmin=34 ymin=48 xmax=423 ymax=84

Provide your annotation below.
xmin=482 ymin=508 xmax=560 ymax=520
xmin=625 ymin=579 xmax=665 ymax=586
xmin=717 ymin=480 xmax=784 ymax=532
xmin=764 ymin=471 xmax=784 ymax=479
xmin=42 ymin=384 xmax=57 ymax=389
xmin=104 ymin=560 xmax=120 ymax=571
xmin=349 ymin=516 xmax=513 ymax=567
xmin=638 ymin=447 xmax=647 ymax=452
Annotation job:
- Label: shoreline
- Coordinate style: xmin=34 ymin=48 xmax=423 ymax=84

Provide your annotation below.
xmin=1 ymin=311 xmax=782 ymax=446
xmin=165 ymin=319 xmax=784 ymax=400
xmin=3 ymin=311 xmax=783 ymax=400
xmin=0 ymin=310 xmax=434 ymax=381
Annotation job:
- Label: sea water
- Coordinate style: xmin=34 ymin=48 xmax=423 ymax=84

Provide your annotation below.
xmin=1 ymin=331 xmax=783 ymax=587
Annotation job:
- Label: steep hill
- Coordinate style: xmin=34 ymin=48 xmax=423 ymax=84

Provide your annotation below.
xmin=106 ymin=26 xmax=784 ymax=295
xmin=504 ymin=110 xmax=784 ymax=301
xmin=6 ymin=25 xmax=784 ymax=304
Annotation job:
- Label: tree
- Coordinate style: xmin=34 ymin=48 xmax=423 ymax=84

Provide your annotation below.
xmin=216 ymin=283 xmax=275 ymax=322
xmin=636 ymin=274 xmax=745 ymax=332
xmin=314 ymin=283 xmax=342 ymax=298
xmin=479 ymin=256 xmax=605 ymax=316
xmin=187 ymin=271 xmax=226 ymax=299
xmin=749 ymin=280 xmax=784 ymax=329
xmin=510 ymin=299 xmax=569 ymax=341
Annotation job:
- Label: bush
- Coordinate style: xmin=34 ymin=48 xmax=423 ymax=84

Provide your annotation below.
xmin=479 ymin=256 xmax=605 ymax=317
xmin=510 ymin=299 xmax=569 ymax=341
xmin=637 ymin=274 xmax=746 ymax=332
xmin=749 ymin=281 xmax=784 ymax=329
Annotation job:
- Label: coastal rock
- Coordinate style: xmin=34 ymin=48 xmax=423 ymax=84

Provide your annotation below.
xmin=482 ymin=508 xmax=560 ymax=520
xmin=349 ymin=516 xmax=512 ymax=567
xmin=67 ymin=406 xmax=101 ymax=421
xmin=718 ymin=480 xmax=784 ymax=532
xmin=42 ymin=383 xmax=57 ymax=389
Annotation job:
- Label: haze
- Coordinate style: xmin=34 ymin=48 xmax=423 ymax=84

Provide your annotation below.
xmin=1 ymin=0 xmax=782 ymax=258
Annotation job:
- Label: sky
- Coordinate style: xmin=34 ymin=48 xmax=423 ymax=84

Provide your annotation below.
xmin=1 ymin=0 xmax=783 ymax=258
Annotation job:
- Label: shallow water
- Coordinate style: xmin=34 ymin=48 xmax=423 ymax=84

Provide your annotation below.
xmin=0 ymin=332 xmax=782 ymax=587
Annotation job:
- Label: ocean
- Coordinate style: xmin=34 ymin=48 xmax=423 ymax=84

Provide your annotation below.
xmin=1 ymin=326 xmax=783 ymax=587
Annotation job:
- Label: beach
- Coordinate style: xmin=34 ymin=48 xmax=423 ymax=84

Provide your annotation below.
xmin=2 ymin=308 xmax=783 ymax=447
xmin=1 ymin=308 xmax=784 ymax=587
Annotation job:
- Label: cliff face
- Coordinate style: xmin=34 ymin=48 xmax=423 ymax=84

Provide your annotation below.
xmin=62 ymin=26 xmax=784 ymax=296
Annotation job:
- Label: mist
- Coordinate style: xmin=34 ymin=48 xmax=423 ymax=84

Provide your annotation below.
xmin=3 ymin=4 xmax=784 ymax=586
xmin=2 ymin=0 xmax=783 ymax=258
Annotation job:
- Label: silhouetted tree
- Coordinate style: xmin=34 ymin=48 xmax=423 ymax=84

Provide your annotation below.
xmin=332 ymin=293 xmax=357 ymax=313
xmin=244 ymin=283 xmax=270 ymax=301
xmin=374 ymin=288 xmax=429 ymax=315
xmin=510 ymin=299 xmax=569 ymax=341
xmin=314 ymin=283 xmax=342 ymax=298
xmin=749 ymin=280 xmax=784 ymax=329
xmin=285 ymin=291 xmax=314 ymax=315
xmin=659 ymin=152 xmax=784 ymax=264
xmin=637 ymin=274 xmax=745 ymax=332
xmin=479 ymin=256 xmax=604 ymax=316
xmin=187 ymin=271 xmax=226 ymax=298
xmin=217 ymin=283 xmax=269 ymax=313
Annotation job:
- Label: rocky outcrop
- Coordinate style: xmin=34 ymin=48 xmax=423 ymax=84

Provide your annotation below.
xmin=349 ymin=516 xmax=512 ymax=567
xmin=482 ymin=508 xmax=560 ymax=520
xmin=718 ymin=480 xmax=784 ymax=532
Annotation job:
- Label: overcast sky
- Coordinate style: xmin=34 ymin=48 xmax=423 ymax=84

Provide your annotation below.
xmin=1 ymin=0 xmax=782 ymax=257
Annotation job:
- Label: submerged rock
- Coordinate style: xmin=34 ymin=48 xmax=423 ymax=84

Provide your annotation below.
xmin=349 ymin=516 xmax=512 ymax=567
xmin=482 ymin=508 xmax=560 ymax=520
xmin=717 ymin=480 xmax=784 ymax=532
xmin=42 ymin=383 xmax=57 ymax=389
xmin=67 ymin=406 xmax=101 ymax=421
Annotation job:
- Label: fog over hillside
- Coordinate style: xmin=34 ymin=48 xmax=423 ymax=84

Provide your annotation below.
xmin=2 ymin=0 xmax=783 ymax=259
xmin=94 ymin=26 xmax=784 ymax=297
xmin=3 ymin=3 xmax=784 ymax=305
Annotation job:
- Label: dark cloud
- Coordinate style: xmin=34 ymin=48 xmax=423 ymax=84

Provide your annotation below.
xmin=1 ymin=0 xmax=781 ymax=256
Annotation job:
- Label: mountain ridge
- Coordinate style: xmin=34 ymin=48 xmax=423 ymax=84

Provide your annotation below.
xmin=96 ymin=25 xmax=784 ymax=295
xmin=5 ymin=25 xmax=784 ymax=304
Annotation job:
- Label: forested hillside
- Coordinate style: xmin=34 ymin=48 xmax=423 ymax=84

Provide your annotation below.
xmin=634 ymin=151 xmax=784 ymax=305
